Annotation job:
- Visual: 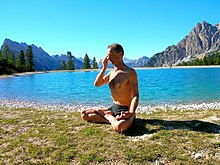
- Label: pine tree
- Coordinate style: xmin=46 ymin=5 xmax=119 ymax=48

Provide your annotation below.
xmin=92 ymin=57 xmax=98 ymax=69
xmin=83 ymin=54 xmax=91 ymax=69
xmin=60 ymin=60 xmax=67 ymax=70
xmin=25 ymin=45 xmax=35 ymax=71
xmin=2 ymin=43 xmax=10 ymax=60
xmin=204 ymin=56 xmax=211 ymax=65
xmin=7 ymin=50 xmax=16 ymax=65
xmin=0 ymin=51 xmax=3 ymax=74
xmin=0 ymin=50 xmax=2 ymax=61
xmin=16 ymin=50 xmax=25 ymax=71
xmin=213 ymin=54 xmax=220 ymax=65
xmin=1 ymin=43 xmax=17 ymax=74
xmin=66 ymin=51 xmax=74 ymax=70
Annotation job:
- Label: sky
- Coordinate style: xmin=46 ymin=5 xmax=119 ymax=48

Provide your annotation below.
xmin=1 ymin=0 xmax=220 ymax=61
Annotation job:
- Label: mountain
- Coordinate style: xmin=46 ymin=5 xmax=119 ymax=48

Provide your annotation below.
xmin=126 ymin=56 xmax=149 ymax=67
xmin=98 ymin=56 xmax=149 ymax=68
xmin=1 ymin=39 xmax=83 ymax=70
xmin=145 ymin=21 xmax=220 ymax=67
xmin=1 ymin=39 xmax=59 ymax=70
xmin=2 ymin=38 xmax=146 ymax=70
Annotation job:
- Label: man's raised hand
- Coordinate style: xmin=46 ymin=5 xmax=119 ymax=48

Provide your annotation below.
xmin=102 ymin=55 xmax=109 ymax=69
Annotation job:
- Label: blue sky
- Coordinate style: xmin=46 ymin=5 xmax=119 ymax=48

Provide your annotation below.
xmin=1 ymin=0 xmax=219 ymax=61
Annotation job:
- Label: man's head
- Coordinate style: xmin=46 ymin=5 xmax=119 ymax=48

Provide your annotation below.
xmin=108 ymin=43 xmax=124 ymax=56
xmin=107 ymin=43 xmax=124 ymax=65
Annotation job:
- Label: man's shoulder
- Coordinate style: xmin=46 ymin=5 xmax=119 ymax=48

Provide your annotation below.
xmin=123 ymin=65 xmax=134 ymax=71
xmin=126 ymin=67 xmax=136 ymax=74
xmin=125 ymin=67 xmax=137 ymax=79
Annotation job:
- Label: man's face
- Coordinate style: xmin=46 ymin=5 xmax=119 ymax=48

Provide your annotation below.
xmin=107 ymin=48 xmax=119 ymax=64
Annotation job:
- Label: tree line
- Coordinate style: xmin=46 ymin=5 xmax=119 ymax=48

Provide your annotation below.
xmin=83 ymin=53 xmax=98 ymax=69
xmin=60 ymin=52 xmax=98 ymax=70
xmin=178 ymin=51 xmax=220 ymax=66
xmin=0 ymin=43 xmax=34 ymax=75
xmin=0 ymin=43 xmax=99 ymax=75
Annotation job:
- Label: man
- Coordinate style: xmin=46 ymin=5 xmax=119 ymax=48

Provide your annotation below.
xmin=81 ymin=43 xmax=139 ymax=132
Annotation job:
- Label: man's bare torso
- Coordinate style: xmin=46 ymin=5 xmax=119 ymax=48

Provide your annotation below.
xmin=108 ymin=67 xmax=133 ymax=106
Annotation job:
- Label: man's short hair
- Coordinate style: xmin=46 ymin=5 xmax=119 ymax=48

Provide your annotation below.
xmin=108 ymin=43 xmax=124 ymax=56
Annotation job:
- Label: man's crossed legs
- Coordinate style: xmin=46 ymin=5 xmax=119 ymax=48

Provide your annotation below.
xmin=81 ymin=107 xmax=134 ymax=132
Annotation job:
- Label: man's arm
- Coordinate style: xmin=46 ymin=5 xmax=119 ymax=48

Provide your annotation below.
xmin=94 ymin=55 xmax=110 ymax=86
xmin=128 ymin=69 xmax=139 ymax=114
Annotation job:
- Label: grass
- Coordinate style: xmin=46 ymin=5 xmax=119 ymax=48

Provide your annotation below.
xmin=0 ymin=107 xmax=219 ymax=164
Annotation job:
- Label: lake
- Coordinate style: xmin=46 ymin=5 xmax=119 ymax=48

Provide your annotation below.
xmin=0 ymin=67 xmax=220 ymax=108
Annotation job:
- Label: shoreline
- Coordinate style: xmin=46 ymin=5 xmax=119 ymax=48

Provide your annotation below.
xmin=0 ymin=69 xmax=99 ymax=79
xmin=1 ymin=65 xmax=220 ymax=79
xmin=1 ymin=99 xmax=220 ymax=114
xmin=134 ymin=65 xmax=220 ymax=70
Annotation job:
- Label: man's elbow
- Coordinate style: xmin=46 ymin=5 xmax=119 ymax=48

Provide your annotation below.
xmin=94 ymin=81 xmax=101 ymax=87
xmin=94 ymin=81 xmax=98 ymax=86
xmin=133 ymin=94 xmax=139 ymax=103
xmin=134 ymin=93 xmax=139 ymax=99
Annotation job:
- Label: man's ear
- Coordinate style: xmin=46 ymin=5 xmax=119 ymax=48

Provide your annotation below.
xmin=118 ymin=52 xmax=123 ymax=57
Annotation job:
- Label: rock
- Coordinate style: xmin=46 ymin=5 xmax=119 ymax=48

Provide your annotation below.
xmin=194 ymin=153 xmax=202 ymax=159
xmin=145 ymin=21 xmax=220 ymax=67
xmin=155 ymin=160 xmax=163 ymax=165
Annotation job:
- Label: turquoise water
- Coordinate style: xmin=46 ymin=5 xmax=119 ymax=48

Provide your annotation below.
xmin=0 ymin=68 xmax=220 ymax=107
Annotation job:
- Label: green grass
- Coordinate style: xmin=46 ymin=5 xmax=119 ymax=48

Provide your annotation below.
xmin=0 ymin=107 xmax=219 ymax=164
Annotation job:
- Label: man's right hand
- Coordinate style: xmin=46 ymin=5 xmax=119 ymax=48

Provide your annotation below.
xmin=94 ymin=55 xmax=110 ymax=86
xmin=116 ymin=111 xmax=135 ymax=120
xmin=102 ymin=55 xmax=109 ymax=69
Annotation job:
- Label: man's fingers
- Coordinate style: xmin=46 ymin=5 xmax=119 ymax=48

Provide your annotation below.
xmin=102 ymin=55 xmax=109 ymax=63
xmin=104 ymin=55 xmax=109 ymax=61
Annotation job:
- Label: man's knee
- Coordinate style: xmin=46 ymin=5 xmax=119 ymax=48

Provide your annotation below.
xmin=81 ymin=111 xmax=89 ymax=121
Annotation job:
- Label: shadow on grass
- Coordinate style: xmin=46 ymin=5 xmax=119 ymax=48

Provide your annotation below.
xmin=124 ymin=118 xmax=220 ymax=136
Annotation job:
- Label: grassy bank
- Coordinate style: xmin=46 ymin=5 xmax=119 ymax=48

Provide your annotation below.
xmin=0 ymin=107 xmax=219 ymax=164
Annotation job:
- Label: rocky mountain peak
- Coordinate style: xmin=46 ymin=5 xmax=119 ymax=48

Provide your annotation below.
xmin=145 ymin=21 xmax=220 ymax=67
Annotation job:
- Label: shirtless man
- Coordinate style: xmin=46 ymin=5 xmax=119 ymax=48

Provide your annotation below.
xmin=81 ymin=43 xmax=139 ymax=132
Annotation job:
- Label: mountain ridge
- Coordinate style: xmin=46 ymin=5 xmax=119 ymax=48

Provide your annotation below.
xmin=1 ymin=39 xmax=84 ymax=70
xmin=1 ymin=39 xmax=147 ymax=70
xmin=145 ymin=21 xmax=220 ymax=67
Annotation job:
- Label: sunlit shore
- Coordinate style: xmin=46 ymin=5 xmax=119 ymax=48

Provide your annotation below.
xmin=1 ymin=99 xmax=220 ymax=114
xmin=0 ymin=69 xmax=98 ymax=79
xmin=1 ymin=65 xmax=220 ymax=79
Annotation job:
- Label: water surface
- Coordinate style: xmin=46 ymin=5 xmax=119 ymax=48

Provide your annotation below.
xmin=0 ymin=68 xmax=220 ymax=107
